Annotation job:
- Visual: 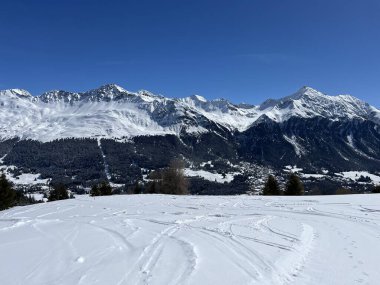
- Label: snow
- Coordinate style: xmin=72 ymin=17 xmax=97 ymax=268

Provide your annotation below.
xmin=283 ymin=135 xmax=306 ymax=157
xmin=8 ymin=173 xmax=49 ymax=185
xmin=97 ymin=138 xmax=111 ymax=181
xmin=284 ymin=166 xmax=327 ymax=179
xmin=29 ymin=193 xmax=45 ymax=201
xmin=335 ymin=171 xmax=380 ymax=184
xmin=0 ymin=164 xmax=49 ymax=186
xmin=345 ymin=135 xmax=373 ymax=159
xmin=346 ymin=134 xmax=355 ymax=149
xmin=192 ymin=95 xmax=207 ymax=102
xmin=0 ymin=89 xmax=32 ymax=98
xmin=260 ymin=86 xmax=377 ymax=123
xmin=1 ymin=194 xmax=380 ymax=285
xmin=1 ymin=85 xmax=378 ymax=142
xmin=200 ymin=161 xmax=214 ymax=168
xmin=301 ymin=173 xmax=326 ymax=179
xmin=284 ymin=165 xmax=303 ymax=173
xmin=184 ymin=169 xmax=237 ymax=183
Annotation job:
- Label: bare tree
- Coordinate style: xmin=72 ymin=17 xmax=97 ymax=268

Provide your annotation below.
xmin=161 ymin=159 xmax=189 ymax=195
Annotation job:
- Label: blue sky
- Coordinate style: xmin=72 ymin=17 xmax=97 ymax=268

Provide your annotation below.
xmin=1 ymin=0 xmax=379 ymax=106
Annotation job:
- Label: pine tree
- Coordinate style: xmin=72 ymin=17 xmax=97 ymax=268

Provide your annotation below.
xmin=284 ymin=173 xmax=304 ymax=196
xmin=262 ymin=175 xmax=281 ymax=195
xmin=372 ymin=185 xmax=380 ymax=194
xmin=99 ymin=181 xmax=112 ymax=196
xmin=48 ymin=184 xmax=69 ymax=201
xmin=0 ymin=173 xmax=16 ymax=210
xmin=90 ymin=184 xmax=101 ymax=196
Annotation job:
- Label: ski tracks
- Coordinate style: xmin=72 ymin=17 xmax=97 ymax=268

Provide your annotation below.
xmin=2 ymin=195 xmax=380 ymax=285
xmin=118 ymin=217 xmax=200 ymax=285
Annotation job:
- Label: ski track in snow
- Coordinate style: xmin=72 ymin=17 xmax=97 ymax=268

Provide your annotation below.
xmin=1 ymin=194 xmax=380 ymax=285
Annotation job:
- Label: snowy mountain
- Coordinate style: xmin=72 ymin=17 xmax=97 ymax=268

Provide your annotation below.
xmin=0 ymin=84 xmax=379 ymax=190
xmin=0 ymin=84 xmax=379 ymax=142
xmin=259 ymin=86 xmax=379 ymax=123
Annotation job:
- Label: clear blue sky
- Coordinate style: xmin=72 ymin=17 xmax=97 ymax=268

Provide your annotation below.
xmin=1 ymin=0 xmax=379 ymax=106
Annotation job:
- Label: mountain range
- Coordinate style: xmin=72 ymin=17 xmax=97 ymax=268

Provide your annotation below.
xmin=0 ymin=84 xmax=379 ymax=194
xmin=1 ymin=84 xmax=379 ymax=141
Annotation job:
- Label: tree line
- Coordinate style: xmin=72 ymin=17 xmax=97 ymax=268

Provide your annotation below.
xmin=2 ymin=162 xmax=380 ymax=211
xmin=0 ymin=174 xmax=42 ymax=210
xmin=262 ymin=173 xmax=380 ymax=196
xmin=262 ymin=173 xmax=304 ymax=196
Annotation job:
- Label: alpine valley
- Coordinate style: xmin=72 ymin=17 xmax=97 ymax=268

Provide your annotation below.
xmin=1 ymin=84 xmax=379 ymax=194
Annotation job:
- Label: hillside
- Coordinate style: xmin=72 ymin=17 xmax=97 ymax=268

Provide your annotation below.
xmin=0 ymin=85 xmax=379 ymax=192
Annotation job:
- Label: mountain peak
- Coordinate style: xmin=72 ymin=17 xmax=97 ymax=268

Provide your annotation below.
xmin=190 ymin=95 xmax=207 ymax=102
xmin=1 ymin=83 xmax=378 ymax=141
xmin=293 ymin=86 xmax=325 ymax=98
xmin=93 ymin=83 xmax=127 ymax=93
xmin=0 ymin=89 xmax=32 ymax=98
xmin=39 ymin=90 xmax=80 ymax=103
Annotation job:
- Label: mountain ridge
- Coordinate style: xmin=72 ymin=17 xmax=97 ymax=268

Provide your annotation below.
xmin=2 ymin=84 xmax=377 ymax=107
xmin=1 ymin=84 xmax=379 ymax=191
xmin=1 ymin=84 xmax=379 ymax=142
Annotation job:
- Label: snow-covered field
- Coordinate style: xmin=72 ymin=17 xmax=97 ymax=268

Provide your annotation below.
xmin=1 ymin=194 xmax=380 ymax=285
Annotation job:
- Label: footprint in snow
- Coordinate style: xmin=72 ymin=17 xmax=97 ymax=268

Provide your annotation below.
xmin=76 ymin=256 xmax=85 ymax=263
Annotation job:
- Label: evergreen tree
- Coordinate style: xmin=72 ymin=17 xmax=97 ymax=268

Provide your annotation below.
xmin=284 ymin=173 xmax=304 ymax=196
xmin=336 ymin=187 xmax=352 ymax=195
xmin=14 ymin=191 xmax=39 ymax=206
xmin=262 ymin=175 xmax=281 ymax=195
xmin=99 ymin=181 xmax=112 ymax=195
xmin=372 ymin=185 xmax=380 ymax=194
xmin=90 ymin=184 xmax=101 ymax=196
xmin=0 ymin=173 xmax=16 ymax=210
xmin=48 ymin=184 xmax=69 ymax=201
xmin=127 ymin=181 xmax=142 ymax=194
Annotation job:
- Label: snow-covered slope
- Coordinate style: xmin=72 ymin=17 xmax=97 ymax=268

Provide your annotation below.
xmin=0 ymin=84 xmax=378 ymax=141
xmin=1 ymin=194 xmax=380 ymax=285
xmin=259 ymin=86 xmax=377 ymax=123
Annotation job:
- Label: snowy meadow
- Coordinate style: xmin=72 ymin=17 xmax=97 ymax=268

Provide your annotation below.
xmin=1 ymin=194 xmax=379 ymax=285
